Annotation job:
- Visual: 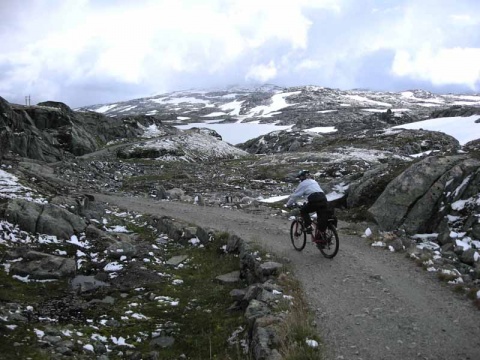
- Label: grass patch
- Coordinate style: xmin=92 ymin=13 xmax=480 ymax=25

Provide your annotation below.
xmin=453 ymin=284 xmax=466 ymax=294
xmin=437 ymin=272 xmax=459 ymax=283
xmin=0 ymin=209 xmax=325 ymax=358
xmin=0 ymin=268 xmax=71 ymax=359
xmin=276 ymin=273 xmax=324 ymax=360
xmin=78 ymin=231 xmax=247 ymax=359
xmin=0 ymin=266 xmax=68 ymax=304
xmin=467 ymin=287 xmax=479 ymax=300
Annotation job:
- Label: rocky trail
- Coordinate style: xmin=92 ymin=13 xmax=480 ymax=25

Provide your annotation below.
xmin=93 ymin=193 xmax=480 ymax=360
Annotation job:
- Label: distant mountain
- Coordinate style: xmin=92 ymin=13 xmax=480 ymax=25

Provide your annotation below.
xmin=77 ymin=86 xmax=480 ymax=129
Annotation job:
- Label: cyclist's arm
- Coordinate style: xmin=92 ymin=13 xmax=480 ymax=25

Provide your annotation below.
xmin=286 ymin=182 xmax=307 ymax=206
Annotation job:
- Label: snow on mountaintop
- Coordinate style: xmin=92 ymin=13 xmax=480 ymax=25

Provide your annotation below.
xmin=76 ymin=85 xmax=480 ymax=148
xmin=219 ymin=100 xmax=244 ymax=116
xmin=246 ymin=91 xmax=301 ymax=118
xmin=151 ymin=97 xmax=213 ymax=106
xmin=343 ymin=94 xmax=392 ymax=107
xmin=78 ymin=86 xmax=480 ymax=127
xmin=94 ymin=104 xmax=118 ymax=113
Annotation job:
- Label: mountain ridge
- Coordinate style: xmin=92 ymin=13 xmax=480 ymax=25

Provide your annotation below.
xmin=77 ymin=85 xmax=480 ymax=125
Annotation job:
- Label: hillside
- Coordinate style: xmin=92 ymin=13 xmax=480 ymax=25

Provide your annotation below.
xmin=1 ymin=85 xmax=480 ymax=359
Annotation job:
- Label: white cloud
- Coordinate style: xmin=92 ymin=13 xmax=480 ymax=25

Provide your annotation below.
xmin=246 ymin=61 xmax=278 ymax=82
xmin=0 ymin=0 xmax=342 ymax=101
xmin=449 ymin=14 xmax=480 ymax=26
xmin=392 ymin=47 xmax=480 ymax=88
xmin=0 ymin=0 xmax=479 ymax=107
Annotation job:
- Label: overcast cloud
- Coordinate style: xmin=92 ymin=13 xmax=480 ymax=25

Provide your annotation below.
xmin=1 ymin=0 xmax=479 ymax=108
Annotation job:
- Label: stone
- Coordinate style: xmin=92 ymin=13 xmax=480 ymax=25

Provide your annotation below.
xmin=150 ymin=336 xmax=175 ymax=348
xmin=166 ymin=255 xmax=188 ymax=266
xmin=167 ymin=188 xmax=185 ymax=200
xmin=245 ymin=299 xmax=270 ymax=322
xmin=71 ymin=275 xmax=110 ymax=293
xmin=257 ymin=289 xmax=281 ymax=304
xmin=226 ymin=235 xmax=242 ymax=253
xmin=230 ymin=289 xmax=247 ymax=302
xmin=471 ymin=222 xmax=480 ymax=240
xmin=389 ymin=238 xmax=405 ymax=252
xmin=215 ymin=271 xmax=241 ymax=284
xmin=43 ymin=335 xmax=62 ymax=344
xmin=460 ymin=248 xmax=478 ymax=266
xmin=243 ymin=284 xmax=262 ymax=302
xmin=10 ymin=251 xmax=75 ymax=279
xmin=107 ymin=240 xmax=137 ymax=259
xmin=258 ymin=261 xmax=283 ymax=277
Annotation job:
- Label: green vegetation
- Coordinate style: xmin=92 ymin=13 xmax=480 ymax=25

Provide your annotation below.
xmin=276 ymin=273 xmax=324 ymax=360
xmin=0 ymin=203 xmax=326 ymax=359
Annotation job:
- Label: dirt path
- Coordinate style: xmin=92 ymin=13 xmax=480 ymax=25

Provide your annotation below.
xmin=93 ymin=193 xmax=480 ymax=360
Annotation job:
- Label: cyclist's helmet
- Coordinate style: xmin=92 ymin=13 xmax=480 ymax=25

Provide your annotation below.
xmin=296 ymin=170 xmax=310 ymax=180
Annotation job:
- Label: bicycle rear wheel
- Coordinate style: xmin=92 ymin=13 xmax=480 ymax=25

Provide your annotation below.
xmin=319 ymin=224 xmax=339 ymax=258
xmin=290 ymin=219 xmax=306 ymax=251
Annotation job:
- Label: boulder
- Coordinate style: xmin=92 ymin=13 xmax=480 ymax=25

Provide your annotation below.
xmin=471 ymin=222 xmax=480 ymax=240
xmin=460 ymin=249 xmax=478 ymax=266
xmin=71 ymin=275 xmax=110 ymax=293
xmin=346 ymin=163 xmax=405 ymax=208
xmin=106 ymin=239 xmax=138 ymax=260
xmin=1 ymin=199 xmax=86 ymax=239
xmin=251 ymin=316 xmax=283 ymax=360
xmin=368 ymin=155 xmax=476 ymax=233
xmin=215 ymin=271 xmax=241 ymax=284
xmin=10 ymin=251 xmax=75 ymax=279
xmin=245 ymin=299 xmax=271 ymax=322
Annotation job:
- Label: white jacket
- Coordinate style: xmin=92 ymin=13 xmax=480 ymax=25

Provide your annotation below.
xmin=286 ymin=179 xmax=324 ymax=206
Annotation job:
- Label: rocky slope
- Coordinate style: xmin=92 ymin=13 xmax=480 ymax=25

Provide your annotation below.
xmin=77 ymin=85 xmax=480 ymax=129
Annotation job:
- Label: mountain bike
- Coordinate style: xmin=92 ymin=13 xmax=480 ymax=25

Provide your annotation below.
xmin=289 ymin=205 xmax=339 ymax=258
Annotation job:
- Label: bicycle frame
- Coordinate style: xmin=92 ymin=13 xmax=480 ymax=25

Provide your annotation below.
xmin=289 ymin=205 xmax=339 ymax=258
xmin=292 ymin=210 xmax=321 ymax=242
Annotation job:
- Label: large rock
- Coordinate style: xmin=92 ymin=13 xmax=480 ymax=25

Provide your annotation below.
xmin=368 ymin=155 xmax=476 ymax=233
xmin=346 ymin=162 xmax=408 ymax=208
xmin=0 ymin=199 xmax=86 ymax=239
xmin=10 ymin=250 xmax=75 ymax=279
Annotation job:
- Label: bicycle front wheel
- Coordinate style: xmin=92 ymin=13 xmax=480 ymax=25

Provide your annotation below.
xmin=319 ymin=224 xmax=339 ymax=258
xmin=290 ymin=219 xmax=306 ymax=251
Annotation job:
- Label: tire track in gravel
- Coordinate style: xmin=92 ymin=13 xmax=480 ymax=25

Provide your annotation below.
xmin=93 ymin=193 xmax=480 ymax=360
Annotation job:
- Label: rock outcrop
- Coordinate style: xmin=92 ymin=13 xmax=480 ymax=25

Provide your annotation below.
xmin=368 ymin=155 xmax=480 ymax=236
xmin=0 ymin=97 xmax=165 ymax=162
xmin=0 ymin=199 xmax=87 ymax=239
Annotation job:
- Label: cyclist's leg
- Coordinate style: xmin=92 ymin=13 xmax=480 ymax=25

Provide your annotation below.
xmin=300 ymin=202 xmax=314 ymax=228
xmin=315 ymin=195 xmax=329 ymax=232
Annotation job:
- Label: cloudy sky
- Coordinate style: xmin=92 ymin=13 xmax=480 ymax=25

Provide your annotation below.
xmin=1 ymin=0 xmax=479 ymax=108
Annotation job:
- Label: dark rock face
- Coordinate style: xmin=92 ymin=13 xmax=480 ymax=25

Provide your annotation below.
xmin=368 ymin=155 xmax=480 ymax=235
xmin=0 ymin=199 xmax=86 ymax=239
xmin=238 ymin=127 xmax=460 ymax=156
xmin=429 ymin=105 xmax=480 ymax=118
xmin=238 ymin=130 xmax=321 ymax=154
xmin=346 ymin=162 xmax=408 ymax=209
xmin=9 ymin=250 xmax=76 ymax=279
xmin=0 ymin=97 xmax=165 ymax=162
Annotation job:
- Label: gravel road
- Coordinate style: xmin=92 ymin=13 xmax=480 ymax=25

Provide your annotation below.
xmin=94 ymin=193 xmax=480 ymax=360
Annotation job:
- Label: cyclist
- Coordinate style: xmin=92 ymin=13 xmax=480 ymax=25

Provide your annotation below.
xmin=286 ymin=170 xmax=328 ymax=235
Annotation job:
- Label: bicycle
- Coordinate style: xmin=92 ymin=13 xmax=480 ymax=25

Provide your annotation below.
xmin=289 ymin=205 xmax=339 ymax=258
